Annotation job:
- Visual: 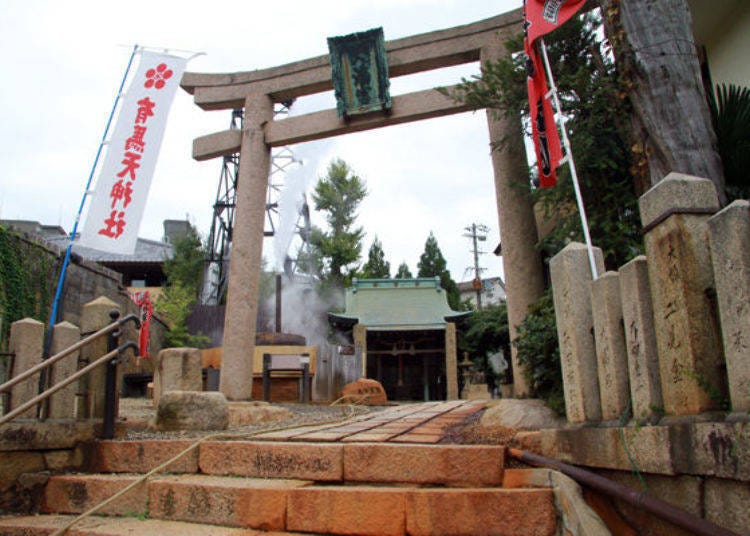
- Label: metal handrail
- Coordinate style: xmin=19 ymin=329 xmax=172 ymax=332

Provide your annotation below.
xmin=0 ymin=342 xmax=139 ymax=427
xmin=0 ymin=313 xmax=140 ymax=395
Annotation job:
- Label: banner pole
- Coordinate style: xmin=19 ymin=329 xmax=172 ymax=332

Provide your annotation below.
xmin=38 ymin=44 xmax=140 ymax=417
xmin=539 ymin=38 xmax=599 ymax=280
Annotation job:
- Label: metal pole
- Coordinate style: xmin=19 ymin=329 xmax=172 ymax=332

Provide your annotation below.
xmin=39 ymin=44 xmax=140 ymax=417
xmin=539 ymin=38 xmax=599 ymax=280
xmin=102 ymin=309 xmax=121 ymax=439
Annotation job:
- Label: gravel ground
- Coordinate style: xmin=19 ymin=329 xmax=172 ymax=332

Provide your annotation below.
xmin=118 ymin=397 xmax=384 ymax=441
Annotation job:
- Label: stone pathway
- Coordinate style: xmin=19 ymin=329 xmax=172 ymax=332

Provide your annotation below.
xmin=251 ymin=400 xmax=488 ymax=444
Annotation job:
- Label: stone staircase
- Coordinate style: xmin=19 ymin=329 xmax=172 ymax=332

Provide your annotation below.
xmin=0 ymin=438 xmax=559 ymax=535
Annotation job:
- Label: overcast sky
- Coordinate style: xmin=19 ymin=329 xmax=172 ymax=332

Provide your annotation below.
xmin=0 ymin=0 xmax=523 ymax=282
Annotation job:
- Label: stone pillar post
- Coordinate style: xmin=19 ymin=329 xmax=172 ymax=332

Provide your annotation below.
xmin=481 ymin=43 xmax=545 ymax=397
xmin=8 ymin=318 xmax=44 ymax=418
xmin=639 ymin=172 xmax=725 ymax=417
xmin=153 ymin=347 xmax=202 ymax=406
xmin=220 ymin=93 xmax=274 ymax=400
xmin=590 ymin=271 xmax=630 ymax=421
xmin=619 ymin=256 xmax=663 ymax=422
xmin=550 ymin=242 xmax=605 ymax=423
xmin=707 ymin=200 xmax=750 ymax=414
xmin=80 ymin=296 xmax=119 ymax=419
xmin=353 ymin=324 xmax=367 ymax=378
xmin=445 ymin=322 xmax=458 ymax=400
xmin=48 ymin=321 xmax=80 ymax=419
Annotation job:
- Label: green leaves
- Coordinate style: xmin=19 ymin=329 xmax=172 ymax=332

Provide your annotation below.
xmin=708 ymin=83 xmax=750 ymax=202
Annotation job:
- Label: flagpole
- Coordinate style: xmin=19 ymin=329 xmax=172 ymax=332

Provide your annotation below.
xmin=38 ymin=44 xmax=140 ymax=417
xmin=539 ymin=38 xmax=599 ymax=280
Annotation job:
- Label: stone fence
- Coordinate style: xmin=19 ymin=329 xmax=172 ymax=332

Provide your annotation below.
xmin=4 ymin=296 xmax=141 ymax=421
xmin=543 ymin=173 xmax=749 ymax=533
xmin=550 ymin=172 xmax=748 ymax=424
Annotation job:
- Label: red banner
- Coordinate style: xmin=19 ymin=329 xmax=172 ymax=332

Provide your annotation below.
xmin=523 ymin=0 xmax=586 ymax=187
xmin=131 ymin=291 xmax=153 ymax=358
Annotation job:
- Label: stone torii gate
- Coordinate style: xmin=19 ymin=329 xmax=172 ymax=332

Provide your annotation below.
xmin=180 ymin=8 xmax=545 ymax=400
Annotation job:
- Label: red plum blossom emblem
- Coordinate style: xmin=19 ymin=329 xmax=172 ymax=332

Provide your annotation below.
xmin=144 ymin=63 xmax=173 ymax=89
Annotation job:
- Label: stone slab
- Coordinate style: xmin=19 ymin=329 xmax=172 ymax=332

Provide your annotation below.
xmin=591 ymin=271 xmax=631 ymax=420
xmin=619 ymin=256 xmax=663 ymax=422
xmin=200 ymin=441 xmax=343 ymax=481
xmin=43 ymin=474 xmax=148 ymax=517
xmin=90 ymin=440 xmax=199 ymax=474
xmin=286 ymin=486 xmax=407 ymax=536
xmin=344 ymin=443 xmax=503 ymax=486
xmin=405 ymin=488 xmax=557 ymax=536
xmin=8 ymin=318 xmax=45 ymax=419
xmin=153 ymin=348 xmax=202 ymax=406
xmin=550 ymin=242 xmax=605 ymax=423
xmin=0 ymin=421 xmax=96 ymax=451
xmin=707 ymin=200 xmax=750 ymax=413
xmin=149 ymin=474 xmax=310 ymax=531
xmin=0 ymin=515 xmax=283 ymax=535
xmin=704 ymin=476 xmax=750 ymax=535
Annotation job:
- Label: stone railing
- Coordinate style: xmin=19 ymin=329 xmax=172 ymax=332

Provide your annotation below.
xmin=550 ymin=172 xmax=748 ymax=424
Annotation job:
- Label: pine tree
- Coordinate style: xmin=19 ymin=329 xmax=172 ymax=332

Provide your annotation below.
xmin=361 ymin=236 xmax=391 ymax=278
xmin=417 ymin=232 xmax=462 ymax=310
xmin=395 ymin=262 xmax=413 ymax=279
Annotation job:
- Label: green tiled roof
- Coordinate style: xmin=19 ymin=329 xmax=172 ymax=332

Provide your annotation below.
xmin=329 ymin=278 xmax=470 ymax=330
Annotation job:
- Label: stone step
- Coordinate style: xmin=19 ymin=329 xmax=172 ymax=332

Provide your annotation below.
xmin=91 ymin=439 xmax=506 ymax=486
xmin=0 ymin=514 xmax=306 ymax=535
xmin=40 ymin=473 xmax=558 ymax=536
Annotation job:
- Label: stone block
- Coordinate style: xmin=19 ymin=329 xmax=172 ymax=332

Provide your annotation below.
xmin=0 ymin=421 xmax=96 ymax=451
xmin=339 ymin=378 xmax=387 ymax=405
xmin=79 ymin=296 xmax=120 ymax=419
xmin=405 ymin=488 xmax=557 ymax=536
xmin=639 ymin=173 xmax=725 ymax=416
xmin=149 ymin=474 xmax=308 ymax=530
xmin=591 ymin=271 xmax=631 ymax=421
xmin=227 ymin=401 xmax=293 ymax=426
xmin=687 ymin=422 xmax=749 ymax=481
xmin=550 ymin=242 xmax=605 ymax=423
xmin=619 ymin=256 xmax=663 ymax=422
xmin=704 ymin=477 xmax=750 ymax=535
xmin=43 ymin=448 xmax=84 ymax=472
xmin=286 ymin=486 xmax=407 ymax=536
xmin=48 ymin=321 xmax=80 ymax=419
xmin=200 ymin=441 xmax=343 ymax=481
xmin=479 ymin=399 xmax=565 ymax=430
xmin=91 ymin=440 xmax=199 ymax=474
xmin=43 ymin=474 xmax=148 ymax=516
xmin=344 ymin=443 xmax=504 ymax=486
xmin=0 ymin=452 xmax=45 ymax=492
xmin=539 ymin=426 xmax=677 ymax=475
xmin=153 ymin=348 xmax=202 ymax=406
xmin=707 ymin=200 xmax=750 ymax=413
xmin=599 ymin=469 xmax=703 ymax=536
xmin=155 ymin=391 xmax=228 ymax=431
xmin=8 ymin=318 xmax=45 ymax=419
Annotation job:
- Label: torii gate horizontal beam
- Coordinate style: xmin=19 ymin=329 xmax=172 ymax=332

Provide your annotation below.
xmin=191 ymin=85 xmax=474 ymax=160
xmin=180 ymin=10 xmax=522 ymax=110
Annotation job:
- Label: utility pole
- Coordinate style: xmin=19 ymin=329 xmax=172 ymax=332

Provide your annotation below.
xmin=463 ymin=223 xmax=489 ymax=310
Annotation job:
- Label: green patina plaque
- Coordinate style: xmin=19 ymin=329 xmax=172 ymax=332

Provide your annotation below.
xmin=327 ymin=27 xmax=392 ymax=119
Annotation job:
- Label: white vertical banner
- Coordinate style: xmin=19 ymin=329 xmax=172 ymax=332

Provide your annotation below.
xmin=79 ymin=51 xmax=186 ymax=254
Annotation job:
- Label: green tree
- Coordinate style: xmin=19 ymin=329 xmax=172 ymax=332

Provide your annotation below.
xmin=448 ymin=11 xmax=642 ymax=269
xmin=708 ymin=83 xmax=750 ymax=202
xmin=156 ymin=224 xmax=209 ymax=348
xmin=309 ymin=158 xmax=368 ymax=288
xmin=416 ymin=232 xmax=462 ymax=310
xmin=394 ymin=262 xmax=413 ymax=279
xmin=458 ymin=303 xmax=511 ymax=388
xmin=360 ymin=236 xmax=391 ymax=278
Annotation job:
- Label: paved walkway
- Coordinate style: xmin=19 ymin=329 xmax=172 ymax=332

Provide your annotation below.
xmin=252 ymin=400 xmax=488 ymax=444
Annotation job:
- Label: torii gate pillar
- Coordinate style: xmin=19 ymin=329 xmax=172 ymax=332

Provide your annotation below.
xmin=482 ymin=43 xmax=546 ymax=397
xmin=220 ymin=93 xmax=273 ymax=400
